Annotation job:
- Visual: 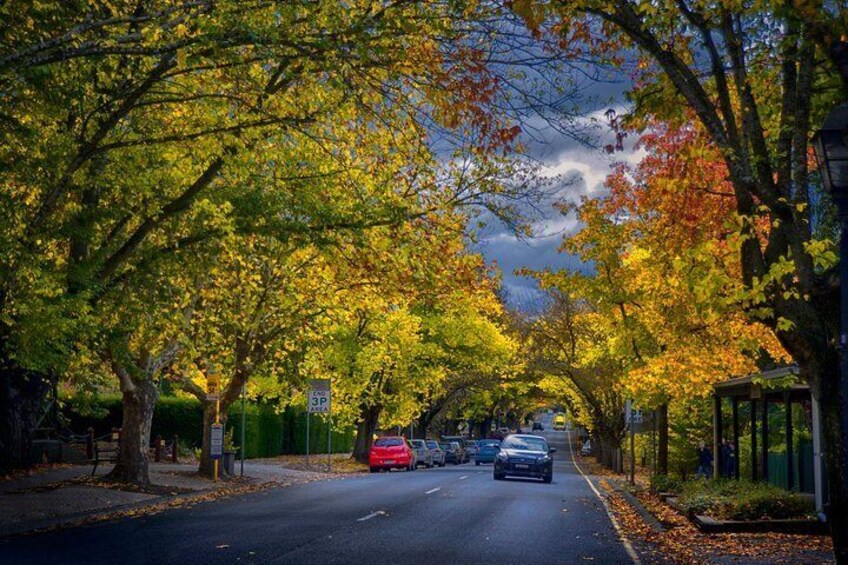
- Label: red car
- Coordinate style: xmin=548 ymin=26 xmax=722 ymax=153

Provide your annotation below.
xmin=369 ymin=436 xmax=417 ymax=472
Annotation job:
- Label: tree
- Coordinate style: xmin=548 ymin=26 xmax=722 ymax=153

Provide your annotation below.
xmin=513 ymin=2 xmax=848 ymax=555
xmin=0 ymin=1 xmax=541 ymax=480
xmin=303 ymin=213 xmax=518 ymax=463
xmin=529 ymin=291 xmax=628 ymax=468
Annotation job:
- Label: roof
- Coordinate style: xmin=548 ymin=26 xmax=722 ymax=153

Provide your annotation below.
xmin=714 ymin=365 xmax=809 ymax=398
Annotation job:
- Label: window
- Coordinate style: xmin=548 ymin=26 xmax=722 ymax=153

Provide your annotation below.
xmin=374 ymin=438 xmax=404 ymax=447
xmin=500 ymin=437 xmax=547 ymax=452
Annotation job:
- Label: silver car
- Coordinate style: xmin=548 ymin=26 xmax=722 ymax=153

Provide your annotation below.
xmin=408 ymin=439 xmax=434 ymax=468
xmin=426 ymin=440 xmax=446 ymax=467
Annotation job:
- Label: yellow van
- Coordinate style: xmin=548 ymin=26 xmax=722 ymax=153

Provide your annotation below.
xmin=553 ymin=413 xmax=566 ymax=431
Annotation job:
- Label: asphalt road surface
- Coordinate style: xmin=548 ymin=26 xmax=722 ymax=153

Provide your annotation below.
xmin=1 ymin=414 xmax=635 ymax=565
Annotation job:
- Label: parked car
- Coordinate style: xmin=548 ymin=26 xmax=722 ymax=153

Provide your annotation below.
xmin=493 ymin=434 xmax=555 ymax=483
xmin=475 ymin=439 xmax=501 ymax=465
xmin=369 ymin=437 xmax=416 ymax=472
xmin=439 ymin=441 xmax=460 ymax=464
xmin=552 ymin=413 xmax=566 ymax=431
xmin=580 ymin=440 xmax=592 ymax=456
xmin=532 ymin=422 xmax=544 ymax=431
xmin=463 ymin=439 xmax=479 ymax=460
xmin=441 ymin=436 xmax=469 ymax=463
xmin=426 ymin=440 xmax=446 ymax=467
xmin=408 ymin=439 xmax=434 ymax=468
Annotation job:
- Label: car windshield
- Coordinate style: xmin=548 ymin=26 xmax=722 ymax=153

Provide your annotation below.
xmin=501 ymin=437 xmax=548 ymax=452
xmin=478 ymin=440 xmax=500 ymax=448
xmin=426 ymin=441 xmax=439 ymax=449
xmin=439 ymin=443 xmax=451 ymax=450
xmin=374 ymin=438 xmax=403 ymax=447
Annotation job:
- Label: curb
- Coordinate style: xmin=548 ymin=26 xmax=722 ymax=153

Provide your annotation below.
xmin=616 ymin=488 xmax=667 ymax=533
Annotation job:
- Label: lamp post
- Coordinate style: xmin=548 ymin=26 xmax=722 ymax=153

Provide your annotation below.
xmin=813 ymin=102 xmax=848 ymax=522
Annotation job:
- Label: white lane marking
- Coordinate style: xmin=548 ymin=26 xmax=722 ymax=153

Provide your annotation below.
xmin=356 ymin=510 xmax=386 ymax=522
xmin=567 ymin=432 xmax=642 ymax=565
xmin=458 ymin=475 xmax=468 ymax=480
xmin=425 ymin=487 xmax=441 ymax=494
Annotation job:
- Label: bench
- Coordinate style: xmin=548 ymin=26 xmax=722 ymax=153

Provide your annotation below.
xmin=149 ymin=434 xmax=179 ymax=463
xmin=92 ymin=431 xmax=121 ymax=476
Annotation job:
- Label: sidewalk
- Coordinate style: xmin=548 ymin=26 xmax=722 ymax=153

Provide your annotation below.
xmin=573 ymin=454 xmax=835 ymax=564
xmin=0 ymin=460 xmax=329 ymax=538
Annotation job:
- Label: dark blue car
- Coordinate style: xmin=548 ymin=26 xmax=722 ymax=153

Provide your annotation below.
xmin=474 ymin=439 xmax=501 ymax=465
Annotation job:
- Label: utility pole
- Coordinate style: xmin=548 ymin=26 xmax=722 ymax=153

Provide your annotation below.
xmin=240 ymin=383 xmax=246 ymax=477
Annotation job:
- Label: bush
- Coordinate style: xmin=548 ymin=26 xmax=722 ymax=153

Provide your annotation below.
xmin=63 ymin=394 xmax=355 ymax=459
xmin=650 ymin=474 xmax=682 ymax=494
xmin=677 ymin=479 xmax=814 ymax=521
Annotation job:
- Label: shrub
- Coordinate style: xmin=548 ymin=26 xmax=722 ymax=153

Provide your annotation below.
xmin=727 ymin=487 xmax=812 ymax=521
xmin=677 ymin=479 xmax=813 ymax=521
xmin=650 ymin=474 xmax=682 ymax=494
xmin=63 ymin=394 xmax=356 ymax=458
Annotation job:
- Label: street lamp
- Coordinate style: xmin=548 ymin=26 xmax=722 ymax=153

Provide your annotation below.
xmin=813 ymin=102 xmax=848 ymax=524
xmin=813 ymin=102 xmax=848 ymax=204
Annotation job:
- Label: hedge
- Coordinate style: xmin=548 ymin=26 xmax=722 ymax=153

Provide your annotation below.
xmin=63 ymin=395 xmax=355 ymax=458
xmin=677 ymin=478 xmax=814 ymax=521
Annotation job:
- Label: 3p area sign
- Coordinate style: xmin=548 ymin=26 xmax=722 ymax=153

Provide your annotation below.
xmin=308 ymin=379 xmax=331 ymax=413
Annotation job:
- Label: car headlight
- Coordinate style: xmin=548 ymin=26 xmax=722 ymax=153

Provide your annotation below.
xmin=537 ymin=455 xmax=550 ymax=463
xmin=496 ymin=453 xmax=508 ymax=462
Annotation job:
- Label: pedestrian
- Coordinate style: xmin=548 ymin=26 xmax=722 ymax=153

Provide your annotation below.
xmin=723 ymin=439 xmax=737 ymax=479
xmin=695 ymin=440 xmax=712 ymax=479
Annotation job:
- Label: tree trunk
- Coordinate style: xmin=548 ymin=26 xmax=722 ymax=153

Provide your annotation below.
xmin=812 ymin=352 xmax=848 ymax=563
xmin=657 ymin=403 xmax=669 ymax=476
xmin=107 ymin=379 xmax=157 ymax=486
xmin=479 ymin=417 xmax=492 ymax=438
xmin=198 ymin=400 xmax=229 ymax=478
xmin=0 ymin=366 xmax=51 ymax=471
xmin=352 ymin=403 xmax=381 ymax=464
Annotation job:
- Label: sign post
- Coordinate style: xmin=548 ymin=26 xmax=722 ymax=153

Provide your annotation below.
xmin=207 ymin=392 xmax=222 ymax=481
xmin=240 ymin=383 xmax=246 ymax=477
xmin=625 ymin=400 xmax=637 ymax=485
xmin=308 ymin=379 xmax=331 ymax=471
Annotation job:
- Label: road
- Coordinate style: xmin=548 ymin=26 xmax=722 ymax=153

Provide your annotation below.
xmin=1 ymin=415 xmax=635 ymax=565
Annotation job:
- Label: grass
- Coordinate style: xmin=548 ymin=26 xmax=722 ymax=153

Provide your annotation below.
xmin=256 ymin=453 xmax=368 ymax=474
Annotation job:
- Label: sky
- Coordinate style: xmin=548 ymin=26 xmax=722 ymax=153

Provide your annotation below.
xmin=475 ymin=102 xmax=646 ymax=311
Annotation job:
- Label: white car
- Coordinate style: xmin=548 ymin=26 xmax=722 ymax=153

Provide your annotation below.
xmin=408 ymin=439 xmax=434 ymax=468
xmin=426 ymin=440 xmax=447 ymax=467
xmin=580 ymin=440 xmax=592 ymax=456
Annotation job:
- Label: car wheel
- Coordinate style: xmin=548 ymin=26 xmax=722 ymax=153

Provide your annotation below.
xmin=543 ymin=473 xmax=553 ymax=484
xmin=370 ymin=467 xmax=379 ymax=473
xmin=494 ymin=473 xmax=505 ymax=481
xmin=475 ymin=461 xmax=480 ymax=466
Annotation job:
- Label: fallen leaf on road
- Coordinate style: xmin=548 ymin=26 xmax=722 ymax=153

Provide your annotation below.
xmin=216 ymin=545 xmax=230 ymax=549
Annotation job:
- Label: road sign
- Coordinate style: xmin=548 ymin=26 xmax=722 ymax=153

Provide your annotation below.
xmin=210 ymin=424 xmax=224 ymax=460
xmin=625 ymin=399 xmax=643 ymax=424
xmin=309 ymin=389 xmax=330 ymax=413
xmin=310 ymin=379 xmax=330 ymax=391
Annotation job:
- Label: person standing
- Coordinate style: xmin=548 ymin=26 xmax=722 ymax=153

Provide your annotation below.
xmin=696 ymin=440 xmax=712 ymax=479
xmin=723 ymin=439 xmax=737 ymax=479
